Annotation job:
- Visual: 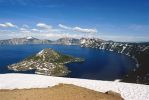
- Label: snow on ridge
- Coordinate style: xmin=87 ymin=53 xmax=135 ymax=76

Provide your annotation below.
xmin=26 ymin=36 xmax=34 ymax=40
xmin=36 ymin=49 xmax=44 ymax=56
xmin=0 ymin=73 xmax=149 ymax=100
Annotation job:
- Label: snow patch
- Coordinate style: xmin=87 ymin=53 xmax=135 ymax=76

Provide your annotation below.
xmin=36 ymin=49 xmax=44 ymax=56
xmin=121 ymin=46 xmax=126 ymax=53
xmin=80 ymin=39 xmax=86 ymax=44
xmin=0 ymin=74 xmax=149 ymax=100
xmin=26 ymin=36 xmax=34 ymax=40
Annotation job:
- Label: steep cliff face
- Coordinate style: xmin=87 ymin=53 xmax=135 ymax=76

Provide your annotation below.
xmin=53 ymin=37 xmax=80 ymax=45
xmin=81 ymin=38 xmax=149 ymax=56
xmin=80 ymin=38 xmax=149 ymax=84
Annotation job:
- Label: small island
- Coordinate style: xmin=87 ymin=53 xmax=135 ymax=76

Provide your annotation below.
xmin=8 ymin=48 xmax=84 ymax=76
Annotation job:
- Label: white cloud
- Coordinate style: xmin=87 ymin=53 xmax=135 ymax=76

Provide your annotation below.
xmin=43 ymin=33 xmax=84 ymax=40
xmin=20 ymin=28 xmax=27 ymax=31
xmin=0 ymin=22 xmax=17 ymax=28
xmin=16 ymin=23 xmax=61 ymax=38
xmin=73 ymin=27 xmax=97 ymax=33
xmin=58 ymin=24 xmax=71 ymax=29
xmin=5 ymin=22 xmax=16 ymax=27
xmin=36 ymin=23 xmax=52 ymax=29
xmin=58 ymin=24 xmax=97 ymax=34
xmin=0 ymin=24 xmax=6 ymax=27
xmin=31 ymin=28 xmax=40 ymax=32
xmin=19 ymin=27 xmax=31 ymax=33
xmin=22 ymin=24 xmax=29 ymax=28
xmin=0 ymin=22 xmax=98 ymax=40
xmin=0 ymin=24 xmax=148 ymax=42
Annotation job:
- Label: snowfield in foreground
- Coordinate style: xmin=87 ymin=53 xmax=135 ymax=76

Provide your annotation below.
xmin=0 ymin=74 xmax=149 ymax=100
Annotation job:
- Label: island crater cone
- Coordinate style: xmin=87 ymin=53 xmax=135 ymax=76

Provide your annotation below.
xmin=8 ymin=48 xmax=84 ymax=76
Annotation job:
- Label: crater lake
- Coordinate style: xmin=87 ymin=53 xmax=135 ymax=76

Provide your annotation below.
xmin=0 ymin=44 xmax=136 ymax=81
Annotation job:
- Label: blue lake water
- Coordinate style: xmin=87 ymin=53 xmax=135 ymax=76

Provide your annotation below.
xmin=0 ymin=44 xmax=136 ymax=81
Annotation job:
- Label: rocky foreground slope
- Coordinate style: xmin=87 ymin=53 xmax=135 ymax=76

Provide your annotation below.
xmin=8 ymin=48 xmax=84 ymax=76
xmin=0 ymin=84 xmax=123 ymax=100
xmin=80 ymin=38 xmax=149 ymax=84
xmin=0 ymin=74 xmax=148 ymax=100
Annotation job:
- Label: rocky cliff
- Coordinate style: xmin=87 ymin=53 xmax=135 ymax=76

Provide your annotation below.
xmin=80 ymin=38 xmax=149 ymax=84
xmin=53 ymin=37 xmax=80 ymax=45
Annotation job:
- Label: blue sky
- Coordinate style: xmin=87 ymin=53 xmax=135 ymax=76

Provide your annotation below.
xmin=0 ymin=0 xmax=148 ymax=41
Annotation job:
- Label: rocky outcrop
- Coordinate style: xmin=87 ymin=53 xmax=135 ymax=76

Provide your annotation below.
xmin=8 ymin=48 xmax=84 ymax=76
xmin=53 ymin=37 xmax=80 ymax=45
xmin=80 ymin=38 xmax=149 ymax=84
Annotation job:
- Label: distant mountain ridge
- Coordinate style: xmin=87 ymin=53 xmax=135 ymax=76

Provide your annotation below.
xmin=0 ymin=37 xmax=52 ymax=45
xmin=0 ymin=37 xmax=80 ymax=45
xmin=54 ymin=37 xmax=80 ymax=45
xmin=1 ymin=37 xmax=148 ymax=45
